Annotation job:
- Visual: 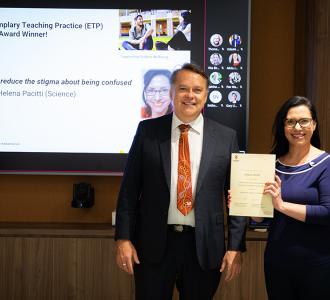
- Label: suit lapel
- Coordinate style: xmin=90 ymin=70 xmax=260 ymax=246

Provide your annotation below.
xmin=158 ymin=114 xmax=172 ymax=191
xmin=196 ymin=118 xmax=217 ymax=194
xmin=157 ymin=115 xmax=217 ymax=194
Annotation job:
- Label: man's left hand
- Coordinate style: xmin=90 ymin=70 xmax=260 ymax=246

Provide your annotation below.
xmin=220 ymin=250 xmax=242 ymax=281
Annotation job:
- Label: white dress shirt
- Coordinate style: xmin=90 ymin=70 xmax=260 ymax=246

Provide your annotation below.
xmin=167 ymin=113 xmax=204 ymax=226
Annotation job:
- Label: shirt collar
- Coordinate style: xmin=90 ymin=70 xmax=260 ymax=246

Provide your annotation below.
xmin=172 ymin=113 xmax=204 ymax=134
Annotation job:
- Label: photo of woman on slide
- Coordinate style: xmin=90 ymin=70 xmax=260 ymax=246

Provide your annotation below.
xmin=155 ymin=11 xmax=191 ymax=50
xmin=141 ymin=69 xmax=172 ymax=119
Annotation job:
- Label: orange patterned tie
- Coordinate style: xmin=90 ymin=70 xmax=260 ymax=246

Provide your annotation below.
xmin=177 ymin=124 xmax=193 ymax=216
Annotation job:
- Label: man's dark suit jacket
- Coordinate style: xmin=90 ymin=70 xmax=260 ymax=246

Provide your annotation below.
xmin=115 ymin=113 xmax=246 ymax=270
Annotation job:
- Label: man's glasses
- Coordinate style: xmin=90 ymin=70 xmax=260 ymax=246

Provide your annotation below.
xmin=145 ymin=88 xmax=170 ymax=97
xmin=284 ymin=118 xmax=313 ymax=128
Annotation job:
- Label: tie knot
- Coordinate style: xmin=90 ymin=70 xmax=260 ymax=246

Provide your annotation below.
xmin=179 ymin=124 xmax=190 ymax=133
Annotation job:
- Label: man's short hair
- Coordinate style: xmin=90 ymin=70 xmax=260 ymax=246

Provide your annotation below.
xmin=134 ymin=14 xmax=143 ymax=21
xmin=170 ymin=63 xmax=209 ymax=88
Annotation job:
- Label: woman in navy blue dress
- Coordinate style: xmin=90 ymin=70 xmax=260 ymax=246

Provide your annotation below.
xmin=263 ymin=96 xmax=330 ymax=299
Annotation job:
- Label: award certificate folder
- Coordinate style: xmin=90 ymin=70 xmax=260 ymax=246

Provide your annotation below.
xmin=229 ymin=153 xmax=276 ymax=218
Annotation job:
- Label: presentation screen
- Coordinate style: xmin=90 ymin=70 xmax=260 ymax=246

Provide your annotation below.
xmin=0 ymin=0 xmax=249 ymax=174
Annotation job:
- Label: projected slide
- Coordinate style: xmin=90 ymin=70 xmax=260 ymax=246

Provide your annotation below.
xmin=0 ymin=8 xmax=190 ymax=153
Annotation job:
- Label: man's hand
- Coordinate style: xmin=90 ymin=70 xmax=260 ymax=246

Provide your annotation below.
xmin=116 ymin=239 xmax=140 ymax=275
xmin=139 ymin=38 xmax=145 ymax=49
xmin=220 ymin=250 xmax=242 ymax=281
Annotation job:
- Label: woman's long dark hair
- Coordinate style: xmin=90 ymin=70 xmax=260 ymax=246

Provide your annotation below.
xmin=180 ymin=11 xmax=192 ymax=29
xmin=142 ymin=69 xmax=172 ymax=117
xmin=271 ymin=96 xmax=321 ymax=158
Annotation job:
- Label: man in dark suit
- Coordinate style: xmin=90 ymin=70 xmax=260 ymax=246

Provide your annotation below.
xmin=115 ymin=63 xmax=246 ymax=300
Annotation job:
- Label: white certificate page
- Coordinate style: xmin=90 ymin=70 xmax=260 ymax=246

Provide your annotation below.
xmin=229 ymin=153 xmax=276 ymax=218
